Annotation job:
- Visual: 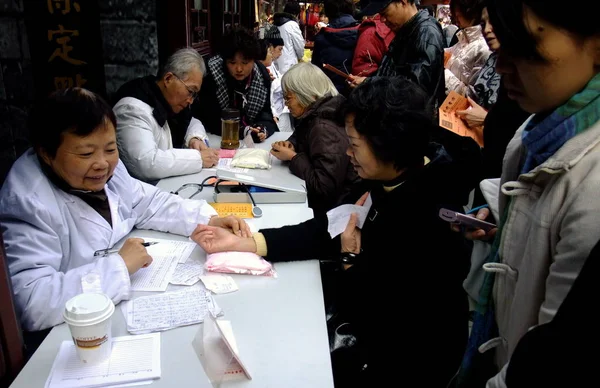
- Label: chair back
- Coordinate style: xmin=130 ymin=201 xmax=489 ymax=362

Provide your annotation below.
xmin=0 ymin=230 xmax=25 ymax=386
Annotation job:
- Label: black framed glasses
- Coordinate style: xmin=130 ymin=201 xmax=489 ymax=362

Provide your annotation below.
xmin=174 ymin=74 xmax=198 ymax=100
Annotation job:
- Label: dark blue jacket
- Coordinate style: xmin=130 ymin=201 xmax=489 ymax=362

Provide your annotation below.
xmin=311 ymin=14 xmax=359 ymax=93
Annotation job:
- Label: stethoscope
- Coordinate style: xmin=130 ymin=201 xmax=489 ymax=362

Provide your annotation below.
xmin=171 ymin=175 xmax=263 ymax=218
xmin=240 ymin=183 xmax=263 ymax=218
xmin=170 ymin=175 xmax=217 ymax=199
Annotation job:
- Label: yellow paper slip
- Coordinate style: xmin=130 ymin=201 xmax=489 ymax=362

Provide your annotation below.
xmin=209 ymin=202 xmax=254 ymax=218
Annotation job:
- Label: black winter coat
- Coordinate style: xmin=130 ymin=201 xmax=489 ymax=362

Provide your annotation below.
xmin=373 ymin=10 xmax=446 ymax=114
xmin=312 ymin=14 xmax=359 ymax=94
xmin=261 ymin=144 xmax=471 ymax=386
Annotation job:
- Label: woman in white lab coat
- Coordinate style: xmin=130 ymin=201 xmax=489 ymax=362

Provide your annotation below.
xmin=0 ymin=88 xmax=249 ymax=333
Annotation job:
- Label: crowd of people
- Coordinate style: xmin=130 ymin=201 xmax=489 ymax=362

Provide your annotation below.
xmin=1 ymin=0 xmax=599 ymax=386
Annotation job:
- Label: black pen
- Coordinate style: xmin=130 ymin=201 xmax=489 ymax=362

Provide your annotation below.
xmin=93 ymin=242 xmax=159 ymax=257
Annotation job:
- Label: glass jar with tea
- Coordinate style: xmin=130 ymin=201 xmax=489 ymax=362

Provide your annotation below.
xmin=220 ymin=108 xmax=240 ymax=150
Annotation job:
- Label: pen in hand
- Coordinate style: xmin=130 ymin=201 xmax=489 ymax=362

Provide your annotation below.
xmin=93 ymin=241 xmax=159 ymax=257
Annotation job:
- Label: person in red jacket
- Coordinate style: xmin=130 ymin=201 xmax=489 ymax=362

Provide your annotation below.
xmin=351 ymin=4 xmax=395 ymax=77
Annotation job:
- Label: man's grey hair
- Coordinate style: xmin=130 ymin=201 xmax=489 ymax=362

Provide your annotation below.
xmin=281 ymin=62 xmax=338 ymax=108
xmin=160 ymin=48 xmax=206 ymax=79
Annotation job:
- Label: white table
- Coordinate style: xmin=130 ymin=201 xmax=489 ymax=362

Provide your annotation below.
xmin=10 ymin=133 xmax=335 ymax=388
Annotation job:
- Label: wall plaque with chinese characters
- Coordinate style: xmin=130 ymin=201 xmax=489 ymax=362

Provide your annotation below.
xmin=23 ymin=0 xmax=106 ymax=98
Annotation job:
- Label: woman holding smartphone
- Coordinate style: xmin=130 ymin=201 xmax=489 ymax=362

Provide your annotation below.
xmin=456 ymin=0 xmax=600 ymax=386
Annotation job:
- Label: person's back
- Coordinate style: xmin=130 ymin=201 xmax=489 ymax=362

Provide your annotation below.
xmin=273 ymin=2 xmax=305 ymax=74
xmin=312 ymin=0 xmax=359 ymax=93
xmin=312 ymin=14 xmax=359 ymax=93
xmin=377 ymin=9 xmax=446 ymax=113
xmin=352 ymin=15 xmax=395 ymax=77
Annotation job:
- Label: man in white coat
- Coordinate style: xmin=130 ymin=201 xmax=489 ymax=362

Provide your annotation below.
xmin=0 ymin=88 xmax=249 ymax=333
xmin=113 ymin=48 xmax=219 ymax=183
xmin=273 ymin=2 xmax=306 ymax=75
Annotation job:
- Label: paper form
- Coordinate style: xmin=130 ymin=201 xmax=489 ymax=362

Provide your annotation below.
xmin=143 ymin=238 xmax=196 ymax=264
xmin=129 ymin=239 xmax=196 ymax=291
xmin=326 ymin=194 xmax=372 ymax=238
xmin=438 ymin=91 xmax=484 ymax=147
xmin=44 ymin=334 xmax=160 ymax=388
xmin=123 ymin=286 xmax=222 ymax=334
xmin=169 ymin=263 xmax=205 ymax=286
xmin=200 ymin=275 xmax=239 ymax=294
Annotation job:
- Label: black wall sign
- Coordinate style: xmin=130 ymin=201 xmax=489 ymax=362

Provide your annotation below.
xmin=23 ymin=0 xmax=106 ymax=98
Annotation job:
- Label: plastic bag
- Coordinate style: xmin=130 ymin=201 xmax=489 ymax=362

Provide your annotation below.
xmin=205 ymin=252 xmax=277 ymax=277
xmin=230 ymin=148 xmax=271 ymax=170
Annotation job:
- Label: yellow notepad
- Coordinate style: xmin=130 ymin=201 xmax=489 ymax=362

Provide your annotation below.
xmin=209 ymin=203 xmax=254 ymax=218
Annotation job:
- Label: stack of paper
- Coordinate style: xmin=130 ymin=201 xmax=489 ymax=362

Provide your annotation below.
xmin=45 ymin=334 xmax=161 ymax=388
xmin=129 ymin=238 xmax=197 ymax=291
xmin=123 ymin=286 xmax=222 ymax=334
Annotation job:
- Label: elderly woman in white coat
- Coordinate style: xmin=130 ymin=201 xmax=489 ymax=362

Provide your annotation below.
xmin=113 ymin=48 xmax=219 ymax=183
xmin=0 ymin=88 xmax=249 ymax=333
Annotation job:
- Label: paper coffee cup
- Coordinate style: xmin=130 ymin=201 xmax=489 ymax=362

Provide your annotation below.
xmin=63 ymin=293 xmax=115 ymax=364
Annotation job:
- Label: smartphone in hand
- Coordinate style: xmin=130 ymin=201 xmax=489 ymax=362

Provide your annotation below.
xmin=439 ymin=208 xmax=497 ymax=232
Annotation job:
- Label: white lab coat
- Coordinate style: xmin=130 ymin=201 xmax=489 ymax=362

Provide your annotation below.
xmin=114 ymin=97 xmax=209 ymax=182
xmin=268 ymin=65 xmax=293 ymax=133
xmin=0 ymin=149 xmax=218 ymax=332
xmin=275 ymin=20 xmax=305 ymax=75
xmin=269 ymin=64 xmax=284 ymax=117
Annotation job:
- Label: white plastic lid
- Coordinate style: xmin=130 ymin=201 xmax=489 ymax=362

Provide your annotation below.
xmin=63 ymin=293 xmax=115 ymax=326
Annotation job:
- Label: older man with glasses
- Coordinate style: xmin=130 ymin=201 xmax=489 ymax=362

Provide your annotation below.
xmin=113 ymin=48 xmax=219 ymax=183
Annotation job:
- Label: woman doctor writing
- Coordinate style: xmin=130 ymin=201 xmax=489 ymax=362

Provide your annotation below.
xmin=0 ymin=88 xmax=249 ymax=332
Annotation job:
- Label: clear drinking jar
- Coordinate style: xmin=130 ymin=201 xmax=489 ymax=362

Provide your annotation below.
xmin=220 ymin=108 xmax=240 ymax=150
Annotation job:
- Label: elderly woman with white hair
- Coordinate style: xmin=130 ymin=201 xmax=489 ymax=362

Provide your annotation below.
xmin=113 ymin=48 xmax=219 ymax=183
xmin=271 ymin=62 xmax=360 ymax=214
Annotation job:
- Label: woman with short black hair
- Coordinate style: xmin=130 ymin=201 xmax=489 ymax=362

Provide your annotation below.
xmin=192 ymin=77 xmax=471 ymax=386
xmin=192 ymin=27 xmax=277 ymax=143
